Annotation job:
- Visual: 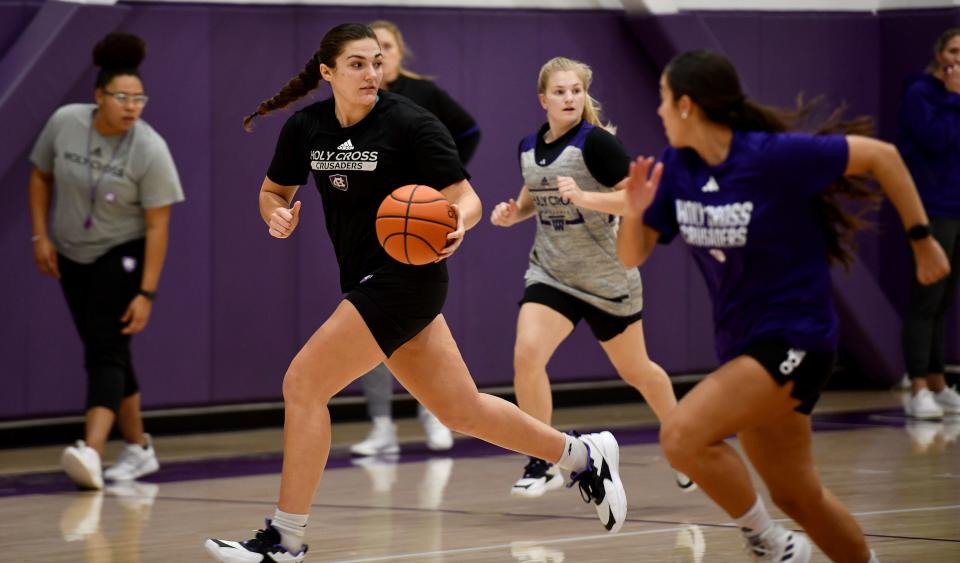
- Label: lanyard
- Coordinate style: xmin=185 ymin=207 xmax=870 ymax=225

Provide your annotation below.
xmin=84 ymin=116 xmax=131 ymax=229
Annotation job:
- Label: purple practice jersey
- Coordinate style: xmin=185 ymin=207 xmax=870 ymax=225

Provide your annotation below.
xmin=644 ymin=131 xmax=849 ymax=362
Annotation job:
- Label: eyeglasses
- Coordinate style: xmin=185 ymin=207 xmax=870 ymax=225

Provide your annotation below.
xmin=103 ymin=91 xmax=149 ymax=107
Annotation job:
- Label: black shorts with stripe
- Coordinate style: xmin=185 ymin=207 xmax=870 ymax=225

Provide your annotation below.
xmin=743 ymin=340 xmax=837 ymax=415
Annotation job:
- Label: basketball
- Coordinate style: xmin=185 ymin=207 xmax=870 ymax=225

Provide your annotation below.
xmin=376 ymin=185 xmax=458 ymax=265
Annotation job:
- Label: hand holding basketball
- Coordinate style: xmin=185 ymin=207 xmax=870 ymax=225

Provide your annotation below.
xmin=437 ymin=203 xmax=465 ymax=261
xmin=269 ymin=200 xmax=301 ymax=239
xmin=490 ymin=198 xmax=520 ymax=227
xmin=376 ymin=185 xmax=458 ymax=265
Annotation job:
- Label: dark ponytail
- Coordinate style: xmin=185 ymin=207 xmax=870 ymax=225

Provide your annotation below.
xmin=665 ymin=49 xmax=880 ymax=267
xmin=92 ymin=32 xmax=145 ymax=88
xmin=243 ymin=23 xmax=377 ymax=131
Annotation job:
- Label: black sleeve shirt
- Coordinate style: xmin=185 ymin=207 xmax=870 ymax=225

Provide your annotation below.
xmin=267 ymin=91 xmax=468 ymax=291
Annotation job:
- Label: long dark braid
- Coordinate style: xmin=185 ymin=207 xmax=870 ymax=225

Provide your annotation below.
xmin=243 ymin=23 xmax=377 ymax=131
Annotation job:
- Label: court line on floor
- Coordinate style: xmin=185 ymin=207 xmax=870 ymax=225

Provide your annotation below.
xmin=153 ymin=493 xmax=960 ymax=543
xmin=328 ymin=524 xmax=694 ymax=562
xmin=852 ymin=504 xmax=960 ymax=517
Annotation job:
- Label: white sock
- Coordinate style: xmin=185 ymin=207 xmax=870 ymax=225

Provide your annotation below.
xmin=734 ymin=496 xmax=773 ymax=538
xmin=555 ymin=434 xmax=589 ymax=472
xmin=272 ymin=508 xmax=308 ymax=554
xmin=868 ymin=549 xmax=880 ymax=563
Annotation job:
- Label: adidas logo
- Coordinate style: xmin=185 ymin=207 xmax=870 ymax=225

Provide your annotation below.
xmin=701 ymin=176 xmax=719 ymax=193
xmin=337 ymin=139 xmax=354 ymax=150
xmin=541 ymin=177 xmax=549 ymax=187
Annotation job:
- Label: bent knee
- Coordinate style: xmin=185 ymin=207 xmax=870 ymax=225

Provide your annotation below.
xmin=659 ymin=416 xmax=701 ymax=467
xmin=430 ymin=397 xmax=482 ymax=435
xmin=619 ymin=362 xmax=665 ymax=389
xmin=282 ymin=364 xmax=333 ymax=408
xmin=513 ymin=343 xmax=549 ymax=377
xmin=769 ymin=483 xmax=824 ymax=517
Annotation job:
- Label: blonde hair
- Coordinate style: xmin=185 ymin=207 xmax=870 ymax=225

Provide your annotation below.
xmin=537 ymin=56 xmax=615 ymax=134
xmin=368 ymin=19 xmax=429 ymax=81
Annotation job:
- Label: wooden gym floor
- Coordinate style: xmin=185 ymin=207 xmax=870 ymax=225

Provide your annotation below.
xmin=0 ymin=389 xmax=957 ymax=562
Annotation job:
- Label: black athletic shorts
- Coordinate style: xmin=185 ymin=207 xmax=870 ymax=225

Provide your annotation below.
xmin=345 ymin=268 xmax=448 ymax=357
xmin=742 ymin=340 xmax=837 ymax=415
xmin=519 ymin=283 xmax=642 ymax=342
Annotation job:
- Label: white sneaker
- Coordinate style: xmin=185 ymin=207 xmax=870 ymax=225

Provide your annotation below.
xmin=675 ymin=471 xmax=698 ymax=493
xmin=350 ymin=418 xmax=400 ymax=456
xmin=104 ymin=434 xmax=159 ymax=481
xmin=567 ymin=431 xmax=627 ymax=533
xmin=511 ymin=457 xmax=564 ymax=498
xmin=933 ymin=387 xmax=960 ymax=414
xmin=906 ymin=389 xmax=945 ymax=419
xmin=61 ymin=440 xmax=103 ymax=490
xmin=419 ymin=407 xmax=453 ymax=451
xmin=745 ymin=524 xmax=811 ymax=563
xmin=205 ymin=520 xmax=306 ymax=562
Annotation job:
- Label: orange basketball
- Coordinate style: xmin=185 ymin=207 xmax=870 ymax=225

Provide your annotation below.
xmin=376 ymin=185 xmax=457 ymax=265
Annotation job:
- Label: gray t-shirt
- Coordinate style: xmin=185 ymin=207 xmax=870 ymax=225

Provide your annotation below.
xmin=30 ymin=103 xmax=184 ymax=264
xmin=519 ymin=122 xmax=643 ymax=317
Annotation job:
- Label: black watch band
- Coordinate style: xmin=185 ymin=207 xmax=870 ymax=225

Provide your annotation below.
xmin=907 ymin=224 xmax=931 ymax=241
xmin=138 ymin=289 xmax=157 ymax=301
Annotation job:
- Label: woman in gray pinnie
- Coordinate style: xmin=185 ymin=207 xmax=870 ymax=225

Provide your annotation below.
xmin=490 ymin=57 xmax=688 ymax=498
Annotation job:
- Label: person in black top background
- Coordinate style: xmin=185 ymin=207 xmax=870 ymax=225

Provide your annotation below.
xmin=204 ymin=23 xmax=627 ymax=563
xmin=348 ymin=19 xmax=485 ymax=457
xmin=371 ymin=19 xmax=480 ymax=164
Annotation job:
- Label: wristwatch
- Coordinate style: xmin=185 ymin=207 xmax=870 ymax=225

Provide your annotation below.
xmin=907 ymin=224 xmax=931 ymax=241
xmin=138 ymin=289 xmax=158 ymax=301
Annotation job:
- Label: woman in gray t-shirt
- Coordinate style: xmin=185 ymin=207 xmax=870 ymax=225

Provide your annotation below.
xmin=27 ymin=32 xmax=184 ymax=491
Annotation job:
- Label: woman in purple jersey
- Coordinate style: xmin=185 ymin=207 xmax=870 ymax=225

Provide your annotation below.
xmin=567 ymin=50 xmax=948 ymax=563
xmin=899 ymin=28 xmax=960 ymax=419
xmin=204 ymin=24 xmax=626 ymax=563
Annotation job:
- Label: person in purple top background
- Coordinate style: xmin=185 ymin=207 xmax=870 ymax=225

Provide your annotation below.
xmin=564 ymin=49 xmax=948 ymax=563
xmin=898 ymin=28 xmax=960 ymax=420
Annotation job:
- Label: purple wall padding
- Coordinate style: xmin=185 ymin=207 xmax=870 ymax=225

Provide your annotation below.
xmin=2 ymin=4 xmax=958 ymax=419
xmin=832 ymin=261 xmax=905 ymax=384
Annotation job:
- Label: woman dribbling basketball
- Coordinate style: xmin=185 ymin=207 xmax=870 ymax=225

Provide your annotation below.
xmin=204 ymin=24 xmax=629 ymax=562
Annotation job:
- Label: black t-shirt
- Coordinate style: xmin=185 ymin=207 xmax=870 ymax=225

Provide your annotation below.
xmin=267 ymin=91 xmax=468 ymax=291
xmin=527 ymin=121 xmax=630 ymax=187
xmin=388 ymin=75 xmax=480 ymax=164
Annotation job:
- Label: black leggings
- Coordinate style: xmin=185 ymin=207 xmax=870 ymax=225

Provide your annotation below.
xmin=902 ymin=217 xmax=960 ymax=379
xmin=58 ymin=239 xmax=145 ymax=412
